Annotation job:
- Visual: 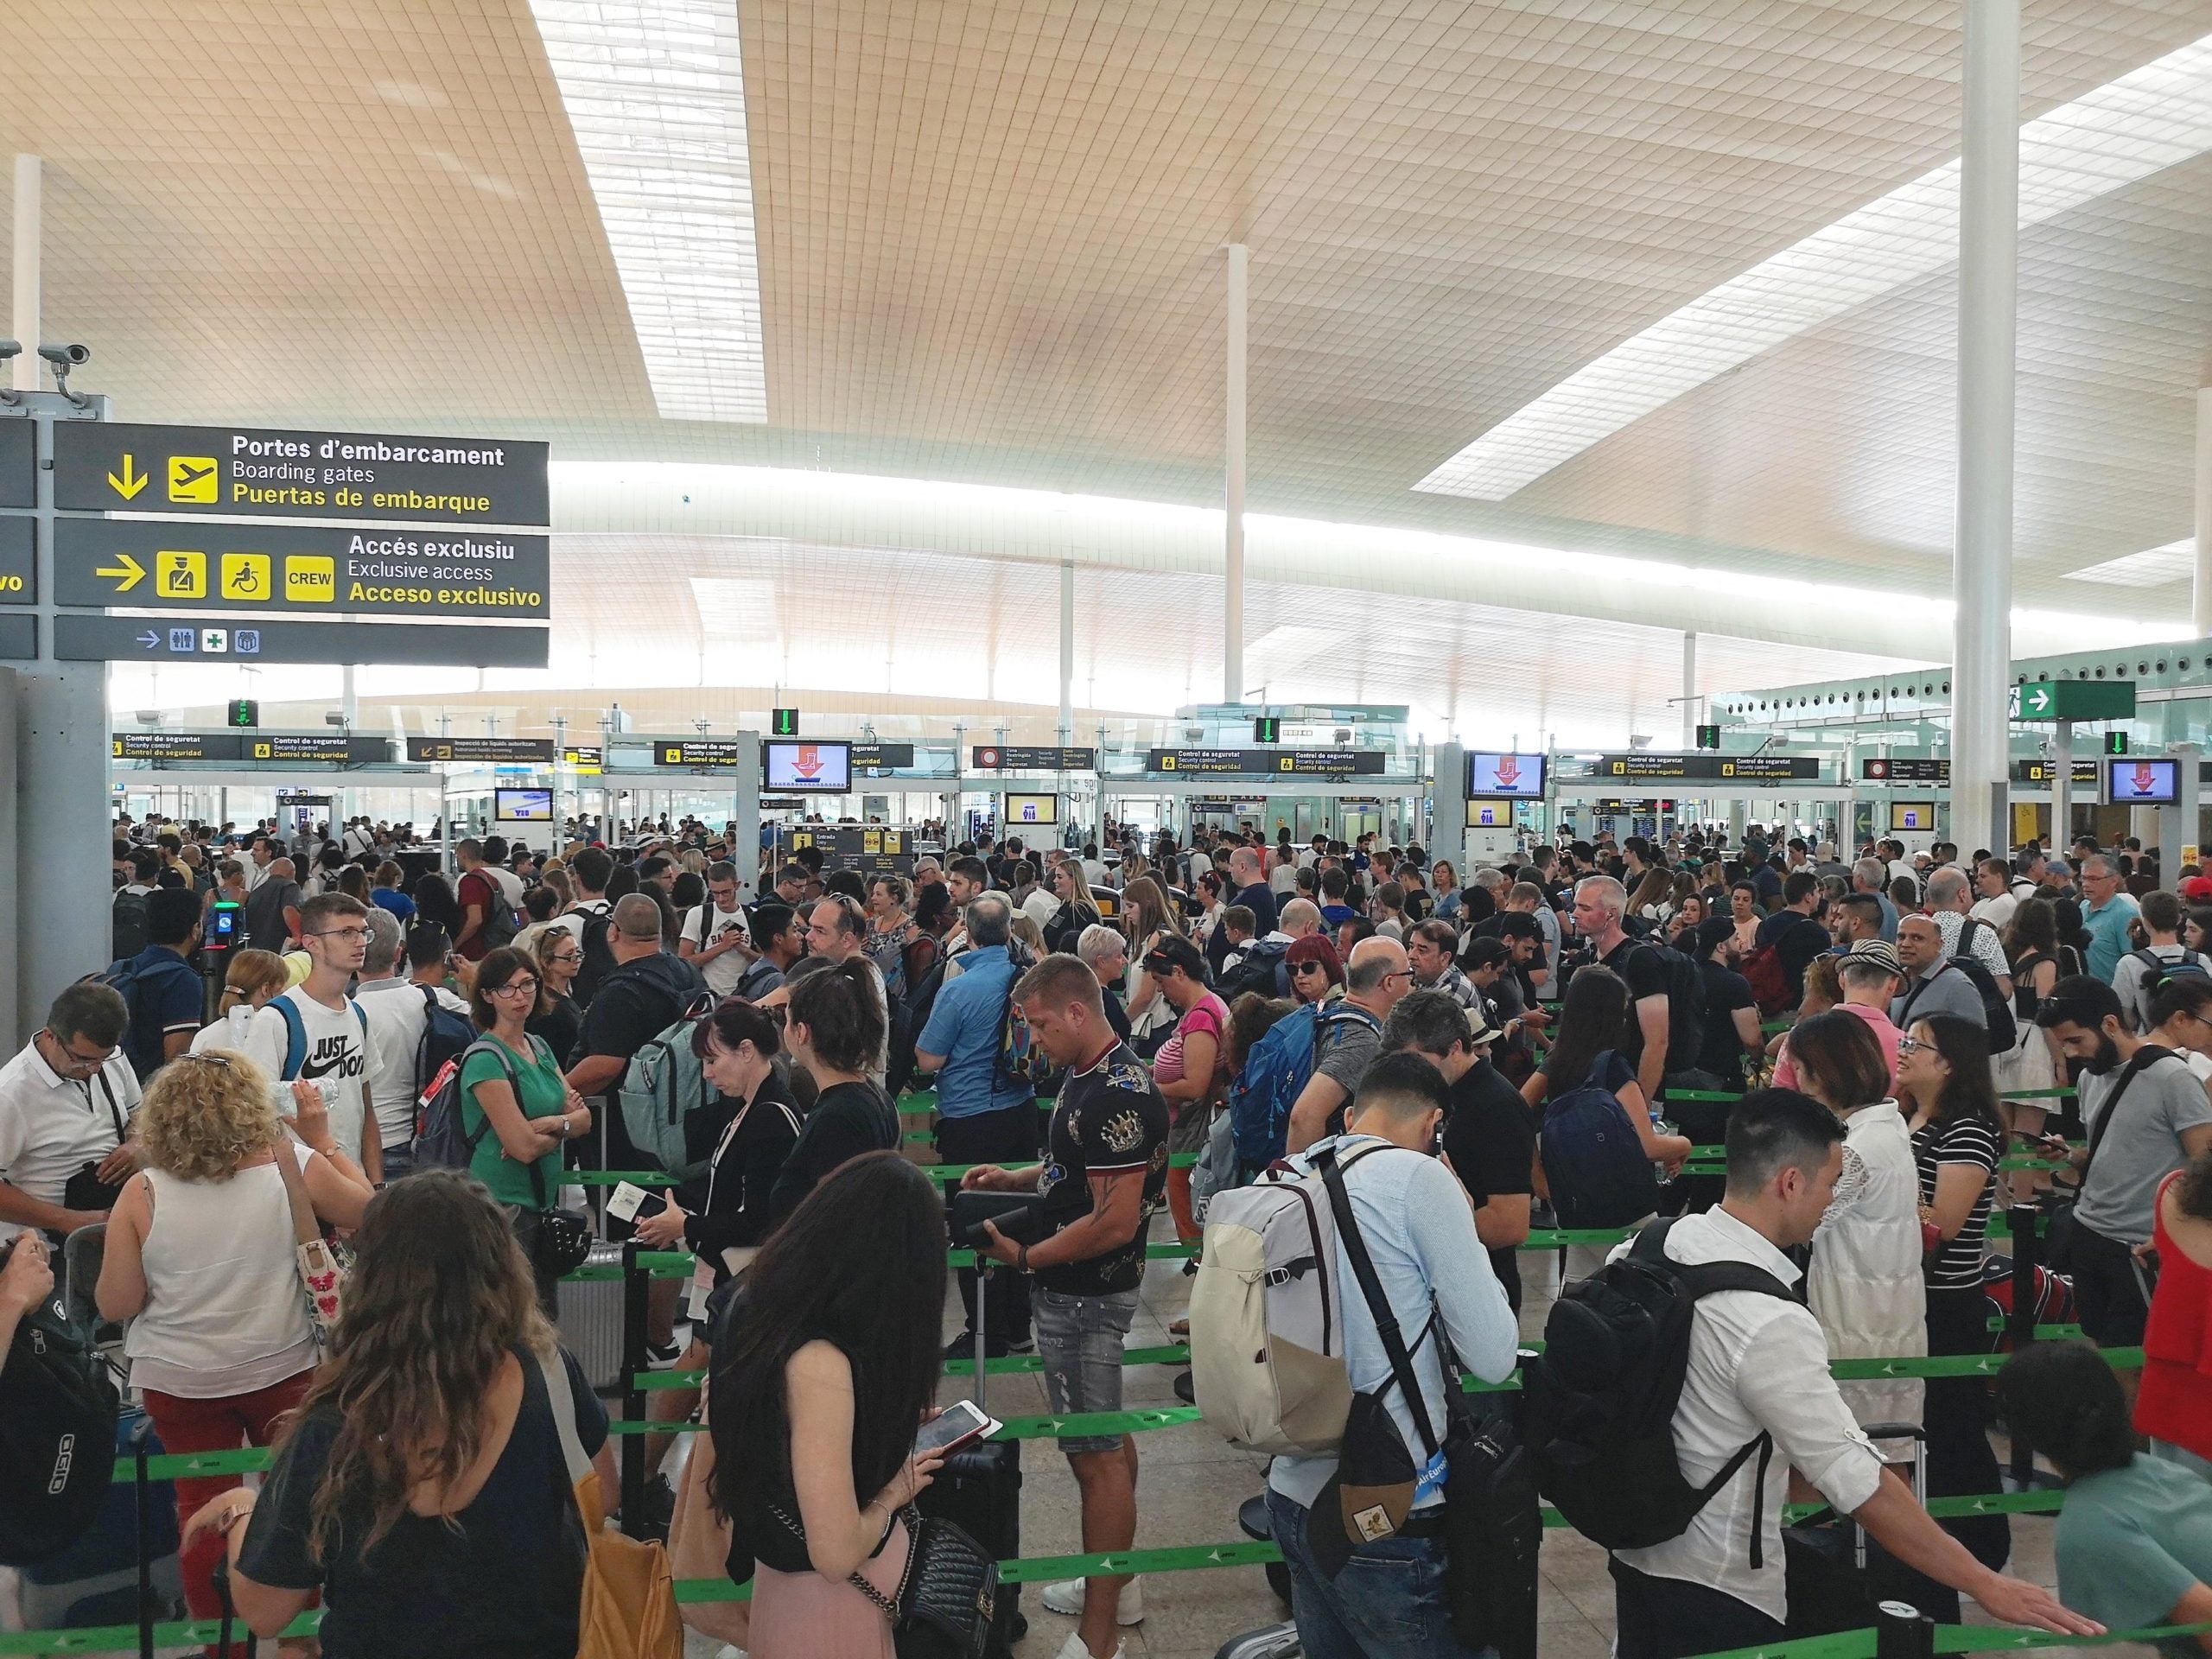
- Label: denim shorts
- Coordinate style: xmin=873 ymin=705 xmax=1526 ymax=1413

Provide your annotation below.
xmin=1034 ymin=1286 xmax=1140 ymax=1454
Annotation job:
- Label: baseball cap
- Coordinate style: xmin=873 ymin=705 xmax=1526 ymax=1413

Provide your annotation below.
xmin=1844 ymin=938 xmax=1904 ymax=977
xmin=2181 ymin=876 xmax=2212 ymax=904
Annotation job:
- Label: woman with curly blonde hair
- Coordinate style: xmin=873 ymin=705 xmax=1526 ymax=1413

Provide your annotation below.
xmin=95 ymin=1050 xmax=373 ymax=1630
xmin=203 ymin=1171 xmax=618 ymax=1658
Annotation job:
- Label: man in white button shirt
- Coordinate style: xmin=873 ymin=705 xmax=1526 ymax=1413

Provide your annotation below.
xmin=1607 ymin=1090 xmax=2094 ymax=1656
xmin=0 ymin=983 xmax=143 ymax=1241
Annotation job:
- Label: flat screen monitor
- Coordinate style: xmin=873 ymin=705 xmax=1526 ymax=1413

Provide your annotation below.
xmin=1889 ymin=801 xmax=1937 ymax=833
xmin=764 ymin=740 xmax=852 ymax=792
xmin=1004 ymin=792 xmax=1057 ymax=826
xmin=1466 ymin=752 xmax=1546 ymax=798
xmin=494 ymin=787 xmax=553 ymax=823
xmin=1468 ymin=798 xmax=1516 ymax=829
xmin=2107 ymin=758 xmax=2178 ymax=805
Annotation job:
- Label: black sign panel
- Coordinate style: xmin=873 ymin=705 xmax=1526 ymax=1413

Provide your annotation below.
xmin=55 ymin=520 xmax=550 ymax=619
xmin=54 ymin=613 xmax=549 ymax=668
xmin=1598 ymin=753 xmax=1820 ymax=781
xmin=852 ymin=742 xmax=916 ymax=772
xmin=778 ymin=825 xmax=916 ymax=874
xmin=114 ymin=732 xmax=236 ymax=761
xmin=0 ymin=613 xmax=32 ymax=659
xmin=1146 ymin=747 xmax=1386 ymax=776
xmin=0 ymin=516 xmax=30 ymax=603
xmin=52 ymin=422 xmax=549 ymax=524
xmin=2012 ymin=760 xmax=2100 ymax=785
xmin=244 ymin=734 xmax=394 ymax=764
xmin=654 ymin=740 xmax=742 ymax=768
xmin=1860 ymin=758 xmax=1949 ymax=783
xmin=405 ymin=736 xmax=557 ymax=764
xmin=970 ymin=746 xmax=1096 ymax=771
xmin=276 ymin=790 xmax=334 ymax=805
xmin=0 ymin=419 xmax=31 ymax=509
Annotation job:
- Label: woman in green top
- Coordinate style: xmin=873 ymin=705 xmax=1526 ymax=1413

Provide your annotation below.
xmin=463 ymin=946 xmax=592 ymax=1313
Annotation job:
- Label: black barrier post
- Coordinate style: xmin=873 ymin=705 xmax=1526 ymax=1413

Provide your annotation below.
xmin=620 ymin=1238 xmax=648 ymax=1538
xmin=134 ymin=1435 xmax=155 ymax=1659
xmin=1874 ymin=1600 xmax=1935 ymax=1659
xmin=2006 ymin=1202 xmax=2038 ymax=1488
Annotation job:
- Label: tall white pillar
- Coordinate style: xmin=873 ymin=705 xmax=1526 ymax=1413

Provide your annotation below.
xmin=10 ymin=156 xmax=37 ymax=392
xmin=2194 ymin=388 xmax=2212 ymax=641
xmin=1680 ymin=631 xmax=1699 ymax=747
xmin=1950 ymin=0 xmax=2020 ymax=863
xmin=1058 ymin=559 xmax=1074 ymax=743
xmin=1224 ymin=243 xmax=1247 ymax=705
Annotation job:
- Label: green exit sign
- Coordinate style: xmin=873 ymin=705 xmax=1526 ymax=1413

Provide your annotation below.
xmin=1253 ymin=716 xmax=1281 ymax=743
xmin=2012 ymin=679 xmax=2137 ymax=722
xmin=2105 ymin=732 xmax=2129 ymax=756
xmin=226 ymin=698 xmax=259 ymax=728
xmin=1694 ymin=723 xmax=1721 ymax=750
xmin=770 ymin=707 xmax=799 ymax=736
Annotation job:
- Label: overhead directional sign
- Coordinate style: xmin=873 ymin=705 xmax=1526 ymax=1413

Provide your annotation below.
xmin=405 ymin=736 xmax=557 ymax=765
xmin=111 ymin=731 xmax=393 ymax=764
xmin=852 ymin=742 xmax=916 ymax=772
xmin=2012 ymin=679 xmax=2136 ymax=721
xmin=2012 ymin=760 xmax=2100 ymax=785
xmin=654 ymin=739 xmax=742 ymax=768
xmin=1860 ymin=758 xmax=1949 ymax=783
xmin=0 ymin=418 xmax=31 ymax=508
xmin=1599 ymin=753 xmax=1820 ymax=781
xmin=0 ymin=613 xmax=33 ymax=659
xmin=971 ymin=746 xmax=1097 ymax=771
xmin=0 ymin=517 xmax=30 ymax=604
xmin=53 ymin=422 xmax=550 ymax=524
xmin=561 ymin=745 xmax=603 ymax=774
xmin=54 ymin=613 xmax=549 ymax=667
xmin=1146 ymin=747 xmax=1387 ymax=775
xmin=54 ymin=520 xmax=550 ymax=618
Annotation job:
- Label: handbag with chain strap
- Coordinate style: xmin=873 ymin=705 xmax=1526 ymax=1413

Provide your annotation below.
xmin=772 ymin=1499 xmax=996 ymax=1658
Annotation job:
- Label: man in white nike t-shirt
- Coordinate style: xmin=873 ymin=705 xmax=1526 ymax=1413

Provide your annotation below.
xmin=238 ymin=892 xmax=378 ymax=1182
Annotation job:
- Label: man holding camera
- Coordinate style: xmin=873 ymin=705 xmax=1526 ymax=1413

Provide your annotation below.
xmin=962 ymin=951 xmax=1169 ymax=1659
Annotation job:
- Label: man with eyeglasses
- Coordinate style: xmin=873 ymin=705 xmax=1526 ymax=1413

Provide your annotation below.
xmin=677 ymin=860 xmax=754 ymax=999
xmin=236 ymin=893 xmax=379 ymax=1184
xmin=1284 ymin=936 xmax=1411 ymax=1154
xmin=2078 ymin=855 xmax=2142 ymax=986
xmin=0 ymin=983 xmax=142 ymax=1242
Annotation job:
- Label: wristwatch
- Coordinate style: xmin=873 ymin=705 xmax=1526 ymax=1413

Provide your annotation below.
xmin=1016 ymin=1242 xmax=1032 ymax=1274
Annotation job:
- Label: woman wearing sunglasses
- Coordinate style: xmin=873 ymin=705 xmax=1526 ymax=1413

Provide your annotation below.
xmin=1282 ymin=933 xmax=1344 ymax=1007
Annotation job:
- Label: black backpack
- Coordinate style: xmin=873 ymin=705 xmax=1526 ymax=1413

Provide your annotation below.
xmin=1522 ymin=1221 xmax=1796 ymax=1563
xmin=110 ymin=888 xmax=149 ymax=963
xmin=1217 ymin=938 xmax=1288 ymax=1002
xmin=0 ymin=1269 xmax=120 ymax=1565
xmin=86 ymin=957 xmax=178 ymax=1083
xmin=2128 ymin=947 xmax=2211 ymax=1029
xmin=416 ymin=986 xmax=476 ymax=1101
xmin=566 ymin=904 xmax=618 ymax=1007
xmin=1623 ymin=938 xmax=1706 ymax=1071
xmin=1900 ymin=932 xmax=2016 ymax=1053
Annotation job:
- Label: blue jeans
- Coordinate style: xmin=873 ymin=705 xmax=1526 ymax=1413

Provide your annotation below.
xmin=1265 ymin=1487 xmax=1492 ymax=1659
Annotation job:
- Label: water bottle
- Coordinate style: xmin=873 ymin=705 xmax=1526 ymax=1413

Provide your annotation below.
xmin=1651 ymin=1111 xmax=1678 ymax=1187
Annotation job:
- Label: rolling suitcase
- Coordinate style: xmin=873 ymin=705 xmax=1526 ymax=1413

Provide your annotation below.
xmin=1783 ymin=1422 xmax=1954 ymax=1631
xmin=918 ymin=1262 xmax=1026 ymax=1658
xmin=556 ymin=1239 xmax=626 ymax=1394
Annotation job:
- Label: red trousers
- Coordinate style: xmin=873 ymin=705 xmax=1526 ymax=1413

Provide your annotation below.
xmin=141 ymin=1370 xmax=317 ymax=1627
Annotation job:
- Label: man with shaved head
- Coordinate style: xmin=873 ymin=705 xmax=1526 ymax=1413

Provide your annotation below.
xmin=1286 ymin=935 xmax=1410 ymax=1154
xmin=565 ymin=892 xmax=706 ymax=1184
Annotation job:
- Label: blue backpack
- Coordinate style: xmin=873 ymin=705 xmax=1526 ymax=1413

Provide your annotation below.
xmin=416 ymin=1037 xmax=530 ymax=1172
xmin=1538 ymin=1048 xmax=1660 ymax=1230
xmin=1225 ymin=1002 xmax=1323 ymax=1169
xmin=86 ymin=954 xmax=197 ymax=1083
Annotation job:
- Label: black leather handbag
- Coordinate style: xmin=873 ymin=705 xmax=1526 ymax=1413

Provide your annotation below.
xmin=776 ymin=1501 xmax=997 ymax=1659
xmin=517 ymin=1158 xmax=594 ymax=1276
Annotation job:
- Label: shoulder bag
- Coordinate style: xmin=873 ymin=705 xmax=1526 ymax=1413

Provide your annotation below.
xmin=2042 ymin=1045 xmax=2173 ymax=1274
xmin=270 ymin=1138 xmax=345 ymax=1345
xmin=511 ymin=1037 xmax=594 ymax=1277
xmin=770 ymin=1498 xmax=997 ymax=1659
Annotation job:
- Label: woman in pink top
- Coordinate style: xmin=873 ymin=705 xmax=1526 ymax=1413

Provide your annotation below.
xmin=1142 ymin=933 xmax=1230 ymax=1250
xmin=1775 ymin=940 xmax=1904 ymax=1093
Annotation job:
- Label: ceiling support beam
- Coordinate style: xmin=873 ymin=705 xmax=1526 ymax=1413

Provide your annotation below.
xmin=1952 ymin=0 xmax=2019 ymax=861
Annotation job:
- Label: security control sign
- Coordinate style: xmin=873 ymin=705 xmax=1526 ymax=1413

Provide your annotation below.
xmin=2012 ymin=760 xmax=2100 ymax=785
xmin=53 ymin=422 xmax=550 ymax=524
xmin=0 ymin=517 xmax=30 ymax=603
xmin=55 ymin=521 xmax=550 ymax=619
xmin=54 ymin=614 xmax=549 ymax=668
xmin=1860 ymin=758 xmax=1949 ymax=783
xmin=970 ymin=746 xmax=1096 ymax=771
xmin=405 ymin=736 xmax=557 ymax=765
xmin=1147 ymin=747 xmax=1386 ymax=776
xmin=852 ymin=743 xmax=916 ymax=772
xmin=1599 ymin=753 xmax=1819 ymax=781
xmin=113 ymin=732 xmax=231 ymax=761
xmin=0 ymin=418 xmax=31 ymax=509
xmin=111 ymin=732 xmax=391 ymax=763
xmin=653 ymin=740 xmax=742 ymax=768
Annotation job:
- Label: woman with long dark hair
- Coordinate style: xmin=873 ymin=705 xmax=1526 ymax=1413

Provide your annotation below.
xmin=206 ymin=1172 xmax=616 ymax=1658
xmin=409 ymin=870 xmax=461 ymax=938
xmin=710 ymin=1153 xmax=950 ymax=1657
xmin=1999 ymin=897 xmax=2066 ymax=1190
xmin=1898 ymin=1012 xmax=2009 ymax=1571
xmin=765 ymin=960 xmax=897 ymax=1227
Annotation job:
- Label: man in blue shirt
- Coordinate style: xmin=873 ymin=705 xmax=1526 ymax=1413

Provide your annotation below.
xmin=917 ymin=893 xmax=1038 ymax=1359
xmin=1228 ymin=844 xmax=1279 ymax=936
xmin=2079 ymin=856 xmax=2142 ymax=984
xmin=113 ymin=888 xmax=206 ymax=1080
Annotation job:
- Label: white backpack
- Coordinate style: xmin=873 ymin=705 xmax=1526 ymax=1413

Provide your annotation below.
xmin=1189 ymin=1141 xmax=1402 ymax=1456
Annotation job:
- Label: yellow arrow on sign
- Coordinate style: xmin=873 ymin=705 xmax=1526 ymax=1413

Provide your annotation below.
xmin=107 ymin=454 xmax=148 ymax=499
xmin=95 ymin=552 xmax=146 ymax=593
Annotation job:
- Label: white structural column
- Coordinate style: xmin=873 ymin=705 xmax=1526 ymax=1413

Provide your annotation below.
xmin=10 ymin=155 xmax=35 ymax=391
xmin=1951 ymin=0 xmax=2020 ymax=861
xmin=1680 ymin=632 xmax=1699 ymax=746
xmin=1058 ymin=559 xmax=1075 ymax=742
xmin=2194 ymin=388 xmax=2212 ymax=640
xmin=1224 ymin=242 xmax=1247 ymax=705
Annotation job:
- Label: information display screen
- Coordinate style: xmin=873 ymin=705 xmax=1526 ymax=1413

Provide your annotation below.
xmin=1466 ymin=753 xmax=1546 ymax=798
xmin=1890 ymin=802 xmax=1937 ymax=832
xmin=495 ymin=788 xmax=554 ymax=822
xmin=1005 ymin=793 xmax=1057 ymax=825
xmin=765 ymin=741 xmax=852 ymax=792
xmin=1469 ymin=798 xmax=1516 ymax=829
xmin=2107 ymin=759 xmax=2178 ymax=805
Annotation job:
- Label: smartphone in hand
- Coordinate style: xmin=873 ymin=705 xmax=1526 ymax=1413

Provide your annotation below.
xmin=913 ymin=1399 xmax=999 ymax=1459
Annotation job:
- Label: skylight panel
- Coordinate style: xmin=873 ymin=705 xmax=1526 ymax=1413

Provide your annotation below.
xmin=2062 ymin=540 xmax=2194 ymax=587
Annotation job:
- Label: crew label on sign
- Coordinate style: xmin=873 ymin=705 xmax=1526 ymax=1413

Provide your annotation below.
xmin=54 ymin=520 xmax=551 ymax=619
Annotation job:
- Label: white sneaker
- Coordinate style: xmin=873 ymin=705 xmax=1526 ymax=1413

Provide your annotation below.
xmin=1041 ymin=1576 xmax=1143 ymax=1623
xmin=1050 ymin=1633 xmax=1126 ymax=1659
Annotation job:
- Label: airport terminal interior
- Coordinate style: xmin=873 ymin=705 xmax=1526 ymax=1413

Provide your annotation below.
xmin=9 ymin=2 xmax=2212 ymax=1657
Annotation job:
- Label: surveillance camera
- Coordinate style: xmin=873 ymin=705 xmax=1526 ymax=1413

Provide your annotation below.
xmin=324 ymin=711 xmax=346 ymax=727
xmin=38 ymin=343 xmax=90 ymax=367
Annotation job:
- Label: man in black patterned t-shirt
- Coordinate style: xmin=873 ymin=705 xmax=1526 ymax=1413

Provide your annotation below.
xmin=963 ymin=951 xmax=1167 ymax=1659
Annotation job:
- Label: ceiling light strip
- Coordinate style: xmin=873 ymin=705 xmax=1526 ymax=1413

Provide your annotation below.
xmin=1415 ymin=33 xmax=2212 ymax=501
xmin=531 ymin=0 xmax=766 ymax=423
